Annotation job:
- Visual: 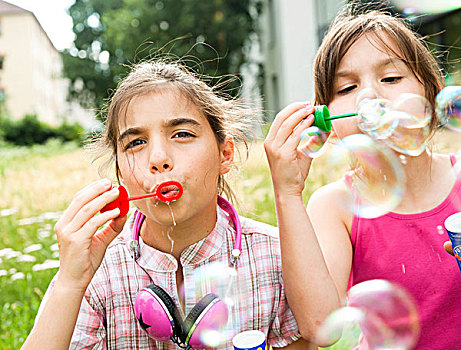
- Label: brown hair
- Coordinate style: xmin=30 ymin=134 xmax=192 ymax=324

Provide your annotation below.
xmin=313 ymin=5 xmax=444 ymax=133
xmin=89 ymin=59 xmax=257 ymax=203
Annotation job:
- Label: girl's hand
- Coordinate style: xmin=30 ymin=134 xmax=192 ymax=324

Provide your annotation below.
xmin=54 ymin=179 xmax=127 ymax=292
xmin=264 ymin=103 xmax=316 ymax=197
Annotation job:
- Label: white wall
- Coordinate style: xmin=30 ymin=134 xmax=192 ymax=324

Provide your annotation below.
xmin=260 ymin=0 xmax=344 ymax=120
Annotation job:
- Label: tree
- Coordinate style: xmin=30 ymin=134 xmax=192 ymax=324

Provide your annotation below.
xmin=62 ymin=0 xmax=263 ymax=110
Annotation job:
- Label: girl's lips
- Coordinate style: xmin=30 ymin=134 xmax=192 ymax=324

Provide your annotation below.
xmin=148 ymin=181 xmax=183 ymax=203
xmin=159 ymin=185 xmax=180 ymax=198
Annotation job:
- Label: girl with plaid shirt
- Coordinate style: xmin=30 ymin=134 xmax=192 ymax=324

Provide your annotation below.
xmin=23 ymin=60 xmax=314 ymax=349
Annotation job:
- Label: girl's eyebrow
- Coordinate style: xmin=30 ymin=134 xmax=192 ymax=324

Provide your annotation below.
xmin=336 ymin=58 xmax=405 ymax=78
xmin=165 ymin=117 xmax=201 ymax=128
xmin=118 ymin=127 xmax=143 ymax=142
xmin=376 ymin=57 xmax=405 ymax=69
xmin=118 ymin=118 xmax=201 ymax=141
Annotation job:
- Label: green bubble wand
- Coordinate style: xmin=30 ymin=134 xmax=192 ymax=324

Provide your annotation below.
xmin=312 ymin=105 xmax=358 ymax=132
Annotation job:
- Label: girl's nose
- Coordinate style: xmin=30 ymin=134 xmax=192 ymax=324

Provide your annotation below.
xmin=151 ymin=162 xmax=171 ymax=173
xmin=149 ymin=144 xmax=172 ymax=173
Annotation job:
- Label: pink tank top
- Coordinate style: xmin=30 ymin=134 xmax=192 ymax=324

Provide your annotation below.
xmin=347 ymin=154 xmax=461 ymax=349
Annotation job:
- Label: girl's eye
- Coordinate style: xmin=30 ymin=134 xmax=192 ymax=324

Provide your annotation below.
xmin=124 ymin=139 xmax=145 ymax=150
xmin=382 ymin=76 xmax=402 ymax=83
xmin=337 ymin=85 xmax=357 ymax=95
xmin=173 ymin=131 xmax=195 ymax=139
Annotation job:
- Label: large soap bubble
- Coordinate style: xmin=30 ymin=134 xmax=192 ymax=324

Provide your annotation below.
xmin=337 ymin=134 xmax=406 ymax=218
xmin=436 ymin=86 xmax=461 ymax=132
xmin=355 ymin=90 xmax=432 ymax=156
xmin=383 ymin=93 xmax=432 ymax=156
xmin=316 ymin=279 xmax=420 ymax=350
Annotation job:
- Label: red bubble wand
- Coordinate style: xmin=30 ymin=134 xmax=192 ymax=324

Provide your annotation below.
xmin=101 ymin=180 xmax=183 ymax=216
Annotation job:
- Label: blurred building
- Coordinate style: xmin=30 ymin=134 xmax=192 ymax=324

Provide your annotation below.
xmin=0 ymin=0 xmax=94 ymax=127
xmin=259 ymin=0 xmax=343 ymax=119
xmin=259 ymin=0 xmax=461 ymax=119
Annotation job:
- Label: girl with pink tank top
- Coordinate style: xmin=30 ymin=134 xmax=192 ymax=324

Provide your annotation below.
xmin=264 ymin=4 xmax=461 ymax=350
xmin=345 ymin=154 xmax=461 ymax=349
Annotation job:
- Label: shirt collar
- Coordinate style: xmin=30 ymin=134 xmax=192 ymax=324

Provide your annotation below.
xmin=122 ymin=206 xmax=231 ymax=272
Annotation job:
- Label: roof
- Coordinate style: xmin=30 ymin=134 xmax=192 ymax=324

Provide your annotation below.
xmin=0 ymin=0 xmax=29 ymax=15
xmin=0 ymin=0 xmax=58 ymax=51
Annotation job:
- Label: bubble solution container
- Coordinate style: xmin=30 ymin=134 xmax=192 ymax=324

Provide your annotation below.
xmin=232 ymin=330 xmax=271 ymax=350
xmin=444 ymin=212 xmax=461 ymax=274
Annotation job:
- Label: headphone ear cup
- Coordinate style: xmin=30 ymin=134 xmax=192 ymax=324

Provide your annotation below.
xmin=134 ymin=284 xmax=184 ymax=341
xmin=183 ymin=293 xmax=229 ymax=347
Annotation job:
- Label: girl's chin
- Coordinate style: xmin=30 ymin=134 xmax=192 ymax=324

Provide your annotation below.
xmin=143 ymin=204 xmax=183 ymax=223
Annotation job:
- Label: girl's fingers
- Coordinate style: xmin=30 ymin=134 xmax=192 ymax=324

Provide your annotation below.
xmin=93 ymin=214 xmax=127 ymax=249
xmin=282 ymin=115 xmax=316 ymax=150
xmin=297 ymin=147 xmax=314 ymax=176
xmin=56 ymin=179 xmax=113 ymax=231
xmin=267 ymin=105 xmax=315 ymax=147
xmin=266 ymin=102 xmax=313 ymax=140
xmin=266 ymin=114 xmax=316 ymax=164
xmin=78 ymin=208 xmax=122 ymax=240
xmin=64 ymin=187 xmax=121 ymax=234
xmin=269 ymin=102 xmax=311 ymax=130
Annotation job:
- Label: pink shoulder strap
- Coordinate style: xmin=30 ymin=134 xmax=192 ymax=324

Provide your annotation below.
xmin=132 ymin=210 xmax=145 ymax=241
xmin=344 ymin=171 xmax=354 ymax=189
xmin=450 ymin=153 xmax=457 ymax=166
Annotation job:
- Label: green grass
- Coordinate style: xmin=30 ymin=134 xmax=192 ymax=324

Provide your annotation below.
xmin=0 ymin=141 xmax=88 ymax=348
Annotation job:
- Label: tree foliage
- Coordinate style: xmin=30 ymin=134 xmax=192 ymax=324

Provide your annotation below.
xmin=62 ymin=0 xmax=262 ymax=109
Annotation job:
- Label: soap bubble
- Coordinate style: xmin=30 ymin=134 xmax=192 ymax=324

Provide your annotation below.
xmin=337 ymin=134 xmax=406 ymax=218
xmin=383 ymin=93 xmax=432 ymax=156
xmin=357 ymin=98 xmax=397 ymax=139
xmin=356 ymin=88 xmax=379 ymax=107
xmin=356 ymin=88 xmax=396 ymax=139
xmin=316 ymin=280 xmax=420 ymax=350
xmin=316 ymin=307 xmax=363 ymax=349
xmin=299 ymin=126 xmax=329 ymax=158
xmin=356 ymin=91 xmax=432 ymax=156
xmin=192 ymin=261 xmax=244 ymax=346
xmin=436 ymin=86 xmax=461 ymax=132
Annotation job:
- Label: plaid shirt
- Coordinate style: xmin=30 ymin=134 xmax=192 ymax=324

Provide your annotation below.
xmin=41 ymin=206 xmax=300 ymax=349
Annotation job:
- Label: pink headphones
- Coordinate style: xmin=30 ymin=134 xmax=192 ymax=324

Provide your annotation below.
xmin=130 ymin=196 xmax=242 ymax=349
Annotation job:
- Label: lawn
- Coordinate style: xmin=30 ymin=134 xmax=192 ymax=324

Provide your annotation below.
xmin=0 ymin=130 xmax=460 ymax=349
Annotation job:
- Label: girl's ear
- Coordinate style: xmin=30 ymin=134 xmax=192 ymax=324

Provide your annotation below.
xmin=219 ymin=136 xmax=234 ymax=175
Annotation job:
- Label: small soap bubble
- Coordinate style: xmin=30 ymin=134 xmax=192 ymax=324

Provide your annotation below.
xmin=437 ymin=225 xmax=445 ymax=235
xmin=316 ymin=307 xmax=364 ymax=348
xmin=317 ymin=280 xmax=420 ymax=350
xmin=337 ymin=134 xmax=405 ymax=218
xmin=399 ymin=155 xmax=407 ymax=165
xmin=200 ymin=329 xmax=227 ymax=347
xmin=299 ymin=126 xmax=329 ymax=158
xmin=192 ymin=261 xmax=244 ymax=346
xmin=436 ymin=86 xmax=461 ymax=132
